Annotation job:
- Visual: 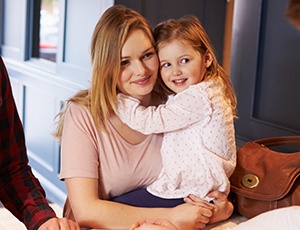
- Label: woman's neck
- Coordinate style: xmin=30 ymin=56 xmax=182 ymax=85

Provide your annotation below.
xmin=139 ymin=93 xmax=152 ymax=107
xmin=139 ymin=91 xmax=162 ymax=107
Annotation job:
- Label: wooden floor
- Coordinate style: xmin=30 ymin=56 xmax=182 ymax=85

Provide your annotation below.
xmin=0 ymin=202 xmax=62 ymax=230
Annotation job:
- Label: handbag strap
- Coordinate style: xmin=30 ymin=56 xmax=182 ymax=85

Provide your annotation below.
xmin=254 ymin=136 xmax=300 ymax=146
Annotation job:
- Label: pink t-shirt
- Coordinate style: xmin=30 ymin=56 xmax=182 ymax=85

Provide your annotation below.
xmin=60 ymin=103 xmax=163 ymax=200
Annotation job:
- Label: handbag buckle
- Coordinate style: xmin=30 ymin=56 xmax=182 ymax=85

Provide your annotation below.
xmin=242 ymin=174 xmax=259 ymax=188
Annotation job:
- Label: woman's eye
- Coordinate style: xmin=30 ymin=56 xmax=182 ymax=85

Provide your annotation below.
xmin=181 ymin=58 xmax=189 ymax=64
xmin=121 ymin=60 xmax=129 ymax=66
xmin=143 ymin=52 xmax=154 ymax=59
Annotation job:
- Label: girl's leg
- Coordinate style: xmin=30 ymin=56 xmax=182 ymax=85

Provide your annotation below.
xmin=112 ymin=188 xmax=184 ymax=207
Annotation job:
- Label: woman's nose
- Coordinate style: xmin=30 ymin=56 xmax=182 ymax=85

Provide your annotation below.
xmin=134 ymin=61 xmax=146 ymax=77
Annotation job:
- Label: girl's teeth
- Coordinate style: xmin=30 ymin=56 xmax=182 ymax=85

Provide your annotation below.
xmin=174 ymin=79 xmax=185 ymax=83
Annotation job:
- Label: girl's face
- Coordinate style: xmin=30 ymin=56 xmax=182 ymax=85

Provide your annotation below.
xmin=158 ymin=40 xmax=212 ymax=94
xmin=118 ymin=30 xmax=159 ymax=101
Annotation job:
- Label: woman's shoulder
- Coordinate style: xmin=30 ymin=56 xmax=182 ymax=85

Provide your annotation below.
xmin=64 ymin=102 xmax=95 ymax=127
xmin=66 ymin=101 xmax=90 ymax=115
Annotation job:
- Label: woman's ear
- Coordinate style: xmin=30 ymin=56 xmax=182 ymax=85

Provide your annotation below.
xmin=204 ymin=52 xmax=213 ymax=68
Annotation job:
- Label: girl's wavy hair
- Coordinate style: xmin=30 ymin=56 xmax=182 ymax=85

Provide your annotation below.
xmin=154 ymin=15 xmax=237 ymax=117
xmin=54 ymin=5 xmax=156 ymax=141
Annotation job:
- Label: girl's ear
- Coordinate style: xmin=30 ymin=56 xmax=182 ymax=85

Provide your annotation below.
xmin=204 ymin=52 xmax=213 ymax=68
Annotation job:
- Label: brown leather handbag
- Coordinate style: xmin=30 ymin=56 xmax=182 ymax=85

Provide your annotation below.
xmin=230 ymin=136 xmax=300 ymax=219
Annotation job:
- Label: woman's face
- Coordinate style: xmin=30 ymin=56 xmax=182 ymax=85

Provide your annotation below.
xmin=117 ymin=30 xmax=159 ymax=101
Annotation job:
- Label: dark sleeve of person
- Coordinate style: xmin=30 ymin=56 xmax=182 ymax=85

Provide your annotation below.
xmin=0 ymin=56 xmax=56 ymax=230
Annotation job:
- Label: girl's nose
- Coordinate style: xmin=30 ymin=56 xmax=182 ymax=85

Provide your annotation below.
xmin=172 ymin=66 xmax=182 ymax=76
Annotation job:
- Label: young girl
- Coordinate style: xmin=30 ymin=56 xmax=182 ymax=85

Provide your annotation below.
xmin=117 ymin=15 xmax=237 ymax=203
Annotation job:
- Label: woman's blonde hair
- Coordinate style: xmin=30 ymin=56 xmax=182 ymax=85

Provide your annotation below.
xmin=54 ymin=5 xmax=155 ymax=141
xmin=154 ymin=15 xmax=237 ymax=116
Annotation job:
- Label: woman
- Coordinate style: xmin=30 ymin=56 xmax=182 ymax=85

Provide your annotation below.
xmin=55 ymin=5 xmax=232 ymax=230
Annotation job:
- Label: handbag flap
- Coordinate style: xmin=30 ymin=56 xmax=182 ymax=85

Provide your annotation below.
xmin=230 ymin=142 xmax=300 ymax=201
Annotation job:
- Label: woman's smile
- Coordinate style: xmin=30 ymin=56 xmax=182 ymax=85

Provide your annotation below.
xmin=131 ymin=75 xmax=152 ymax=85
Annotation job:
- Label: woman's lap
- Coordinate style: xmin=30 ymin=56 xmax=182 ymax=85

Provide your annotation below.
xmin=112 ymin=188 xmax=184 ymax=207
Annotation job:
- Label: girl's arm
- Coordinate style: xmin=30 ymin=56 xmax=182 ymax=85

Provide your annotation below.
xmin=117 ymin=86 xmax=211 ymax=134
xmin=65 ymin=177 xmax=213 ymax=230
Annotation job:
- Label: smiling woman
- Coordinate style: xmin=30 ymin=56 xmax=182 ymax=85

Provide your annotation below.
xmin=52 ymin=5 xmax=233 ymax=229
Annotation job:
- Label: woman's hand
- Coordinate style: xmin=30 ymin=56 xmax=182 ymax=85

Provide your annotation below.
xmin=168 ymin=203 xmax=213 ymax=229
xmin=184 ymin=191 xmax=234 ymax=224
xmin=130 ymin=218 xmax=178 ymax=230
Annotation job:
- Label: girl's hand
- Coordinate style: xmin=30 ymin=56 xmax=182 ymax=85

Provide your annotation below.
xmin=130 ymin=219 xmax=178 ymax=230
xmin=206 ymin=191 xmax=234 ymax=223
xmin=183 ymin=194 xmax=215 ymax=209
xmin=185 ymin=191 xmax=233 ymax=224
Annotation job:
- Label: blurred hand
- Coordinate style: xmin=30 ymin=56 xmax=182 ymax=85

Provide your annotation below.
xmin=130 ymin=218 xmax=178 ymax=230
xmin=38 ymin=217 xmax=80 ymax=230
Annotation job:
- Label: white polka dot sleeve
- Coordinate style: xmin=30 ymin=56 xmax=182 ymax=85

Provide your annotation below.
xmin=116 ymin=84 xmax=212 ymax=134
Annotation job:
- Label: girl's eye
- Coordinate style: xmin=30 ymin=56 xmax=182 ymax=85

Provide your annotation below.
xmin=121 ymin=60 xmax=129 ymax=66
xmin=162 ymin=63 xmax=171 ymax=68
xmin=181 ymin=58 xmax=189 ymax=64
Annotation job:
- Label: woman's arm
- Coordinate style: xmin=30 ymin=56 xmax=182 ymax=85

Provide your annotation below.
xmin=65 ymin=177 xmax=213 ymax=230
